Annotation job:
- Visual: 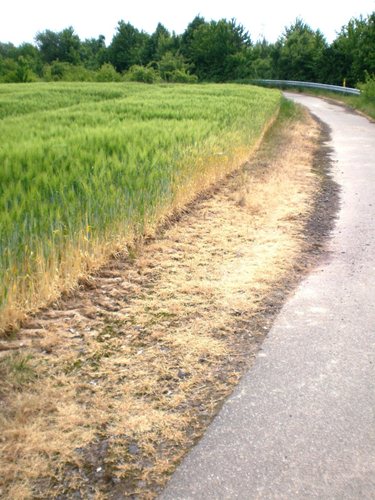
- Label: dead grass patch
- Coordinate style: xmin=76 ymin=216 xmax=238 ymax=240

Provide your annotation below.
xmin=0 ymin=106 xmax=334 ymax=499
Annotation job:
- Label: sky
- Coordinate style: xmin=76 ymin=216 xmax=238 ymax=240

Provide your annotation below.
xmin=1 ymin=0 xmax=374 ymax=46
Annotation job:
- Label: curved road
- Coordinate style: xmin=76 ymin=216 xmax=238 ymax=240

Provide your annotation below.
xmin=160 ymin=94 xmax=375 ymax=499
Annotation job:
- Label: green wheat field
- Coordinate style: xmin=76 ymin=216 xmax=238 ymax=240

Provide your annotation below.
xmin=0 ymin=82 xmax=280 ymax=331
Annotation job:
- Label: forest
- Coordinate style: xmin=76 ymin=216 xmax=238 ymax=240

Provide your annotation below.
xmin=0 ymin=13 xmax=374 ymax=87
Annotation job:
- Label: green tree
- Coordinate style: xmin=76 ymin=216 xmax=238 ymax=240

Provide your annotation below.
xmin=248 ymin=39 xmax=276 ymax=79
xmin=35 ymin=27 xmax=81 ymax=64
xmin=275 ymin=19 xmax=327 ymax=82
xmin=323 ymin=13 xmax=375 ymax=86
xmin=355 ymin=13 xmax=375 ymax=81
xmin=80 ymin=35 xmax=108 ymax=70
xmin=0 ymin=57 xmax=17 ymax=82
xmin=109 ymin=21 xmax=149 ymax=72
xmin=0 ymin=42 xmax=18 ymax=61
xmin=0 ymin=42 xmax=40 ymax=82
xmin=180 ymin=16 xmax=207 ymax=61
xmin=143 ymin=23 xmax=174 ymax=63
xmin=187 ymin=18 xmax=251 ymax=81
xmin=35 ymin=30 xmax=59 ymax=63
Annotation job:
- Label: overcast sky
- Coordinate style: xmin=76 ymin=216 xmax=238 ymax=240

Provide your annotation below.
xmin=1 ymin=0 xmax=374 ymax=46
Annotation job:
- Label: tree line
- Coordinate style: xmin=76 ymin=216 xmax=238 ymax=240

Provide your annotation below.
xmin=0 ymin=13 xmax=374 ymax=87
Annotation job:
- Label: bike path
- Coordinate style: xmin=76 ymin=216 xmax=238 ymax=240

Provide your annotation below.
xmin=160 ymin=94 xmax=375 ymax=499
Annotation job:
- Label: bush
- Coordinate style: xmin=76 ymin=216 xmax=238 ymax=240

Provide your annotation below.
xmin=169 ymin=70 xmax=198 ymax=83
xmin=359 ymin=72 xmax=375 ymax=98
xmin=125 ymin=65 xmax=160 ymax=83
xmin=96 ymin=63 xmax=121 ymax=82
xmin=0 ymin=56 xmax=37 ymax=83
xmin=43 ymin=62 xmax=95 ymax=81
xmin=157 ymin=52 xmax=197 ymax=83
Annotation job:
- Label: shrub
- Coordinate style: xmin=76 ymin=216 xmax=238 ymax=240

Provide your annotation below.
xmin=96 ymin=63 xmax=121 ymax=82
xmin=157 ymin=52 xmax=197 ymax=83
xmin=359 ymin=72 xmax=375 ymax=98
xmin=169 ymin=70 xmax=198 ymax=83
xmin=43 ymin=62 xmax=95 ymax=81
xmin=0 ymin=56 xmax=37 ymax=83
xmin=125 ymin=65 xmax=161 ymax=83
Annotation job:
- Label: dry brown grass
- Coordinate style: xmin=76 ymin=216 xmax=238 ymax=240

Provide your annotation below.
xmin=0 ymin=106 xmax=325 ymax=498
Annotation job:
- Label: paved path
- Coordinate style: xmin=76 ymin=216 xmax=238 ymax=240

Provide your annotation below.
xmin=160 ymin=94 xmax=375 ymax=499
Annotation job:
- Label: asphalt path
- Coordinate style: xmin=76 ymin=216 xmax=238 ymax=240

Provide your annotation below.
xmin=160 ymin=94 xmax=375 ymax=499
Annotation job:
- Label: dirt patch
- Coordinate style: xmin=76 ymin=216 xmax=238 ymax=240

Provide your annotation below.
xmin=0 ymin=107 xmax=339 ymax=499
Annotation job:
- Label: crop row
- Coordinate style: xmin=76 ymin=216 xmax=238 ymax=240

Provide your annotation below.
xmin=0 ymin=82 xmax=280 ymax=331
